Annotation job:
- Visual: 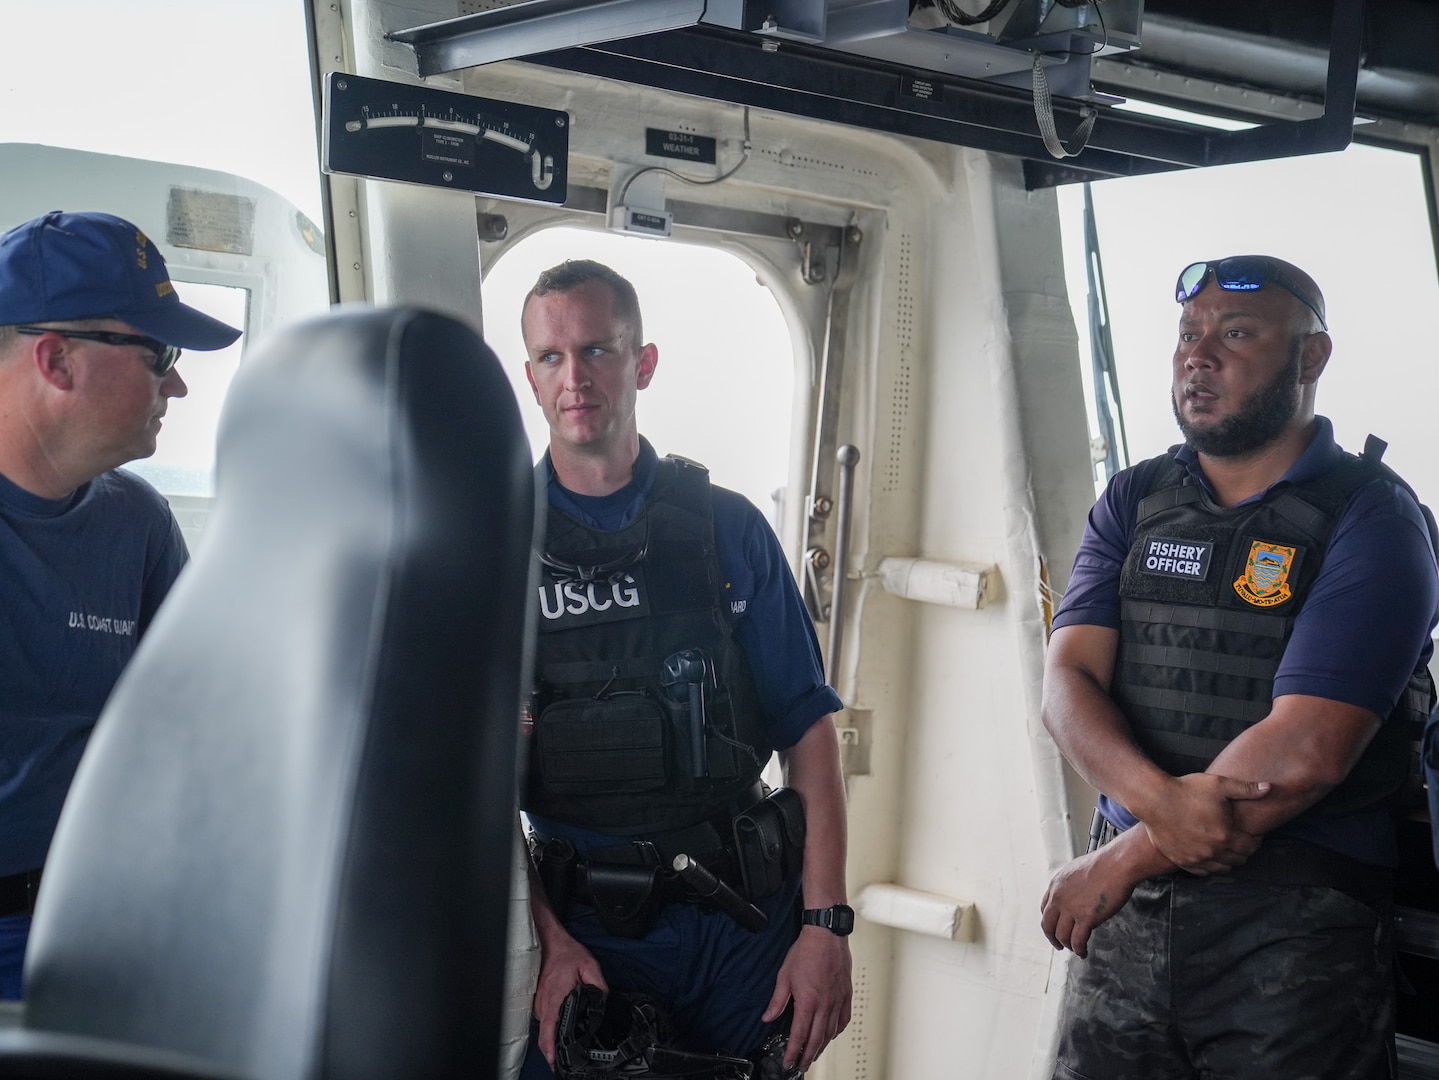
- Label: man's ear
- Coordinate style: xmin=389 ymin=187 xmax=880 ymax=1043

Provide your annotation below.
xmin=523 ymin=360 xmax=541 ymax=404
xmin=32 ymin=333 xmax=76 ymax=390
xmin=1298 ymin=331 xmax=1332 ymax=385
xmin=636 ymin=343 xmax=658 ymax=390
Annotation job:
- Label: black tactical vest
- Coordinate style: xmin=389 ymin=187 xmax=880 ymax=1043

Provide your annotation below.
xmin=522 ymin=455 xmax=771 ymax=833
xmin=1113 ymin=444 xmax=1435 ymax=820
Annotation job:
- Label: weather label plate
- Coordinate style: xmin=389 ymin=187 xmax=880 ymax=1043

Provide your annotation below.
xmin=322 ymin=72 xmax=568 ymax=204
xmin=645 ymin=128 xmax=716 ymax=164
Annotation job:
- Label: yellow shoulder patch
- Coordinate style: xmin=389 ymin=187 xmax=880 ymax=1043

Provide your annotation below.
xmin=1233 ymin=540 xmax=1296 ymax=607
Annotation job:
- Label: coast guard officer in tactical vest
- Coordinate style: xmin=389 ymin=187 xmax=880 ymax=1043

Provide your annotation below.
xmin=1041 ymin=255 xmax=1437 ymax=1079
xmin=515 ymin=260 xmax=852 ymax=1078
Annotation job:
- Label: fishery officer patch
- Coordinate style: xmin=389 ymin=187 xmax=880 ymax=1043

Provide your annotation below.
xmin=1234 ymin=541 xmax=1297 ymax=607
xmin=1140 ymin=537 xmax=1212 ymax=581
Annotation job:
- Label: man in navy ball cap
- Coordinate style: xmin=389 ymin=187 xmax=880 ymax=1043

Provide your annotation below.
xmin=0 ymin=210 xmax=242 ymax=998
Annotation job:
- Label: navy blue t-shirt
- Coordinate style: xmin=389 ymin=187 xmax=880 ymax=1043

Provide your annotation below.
xmin=529 ymin=439 xmax=842 ymax=853
xmin=0 ymin=467 xmax=188 ymax=875
xmin=1054 ymin=417 xmax=1438 ymax=865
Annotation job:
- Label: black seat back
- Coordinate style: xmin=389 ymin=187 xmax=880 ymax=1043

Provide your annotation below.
xmin=23 ymin=307 xmax=536 ymax=1080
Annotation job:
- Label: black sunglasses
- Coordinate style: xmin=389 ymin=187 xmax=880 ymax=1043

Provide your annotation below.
xmin=1175 ymin=257 xmax=1328 ymax=332
xmin=15 ymin=326 xmax=182 ymax=375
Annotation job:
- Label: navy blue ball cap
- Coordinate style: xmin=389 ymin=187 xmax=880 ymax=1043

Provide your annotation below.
xmin=0 ymin=210 xmax=242 ymax=351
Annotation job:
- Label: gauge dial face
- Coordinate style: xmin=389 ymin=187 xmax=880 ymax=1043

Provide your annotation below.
xmin=323 ymin=72 xmax=568 ymax=204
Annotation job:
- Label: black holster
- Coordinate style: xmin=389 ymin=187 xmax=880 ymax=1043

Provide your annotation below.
xmin=534 ymin=785 xmax=806 ymax=939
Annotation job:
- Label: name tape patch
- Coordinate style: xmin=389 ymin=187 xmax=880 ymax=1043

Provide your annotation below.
xmin=1141 ymin=537 xmax=1213 ymax=580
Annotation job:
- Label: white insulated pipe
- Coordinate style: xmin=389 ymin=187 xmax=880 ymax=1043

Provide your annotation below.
xmin=877 ymin=556 xmax=995 ymax=609
xmin=856 ymin=883 xmax=977 ymax=941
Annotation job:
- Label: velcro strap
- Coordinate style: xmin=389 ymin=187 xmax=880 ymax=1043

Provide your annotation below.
xmin=1122 ymin=599 xmax=1289 ymax=639
xmin=1267 ymin=491 xmax=1332 ymax=537
xmin=1120 ymin=643 xmax=1280 ymax=681
xmin=1118 ymin=685 xmax=1270 ymax=725
xmin=1137 ymin=483 xmax=1203 ymax=522
xmin=538 ymin=656 xmax=665 ymax=686
xmin=1133 ymin=727 xmax=1232 ymax=769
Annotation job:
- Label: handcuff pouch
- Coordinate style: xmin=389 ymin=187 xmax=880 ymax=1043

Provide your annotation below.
xmin=577 ymin=861 xmax=665 ymax=939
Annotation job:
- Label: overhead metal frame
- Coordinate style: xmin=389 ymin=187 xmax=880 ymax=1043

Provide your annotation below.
xmin=390 ymin=0 xmax=710 ymax=74
xmin=390 ymin=0 xmax=1368 ymax=188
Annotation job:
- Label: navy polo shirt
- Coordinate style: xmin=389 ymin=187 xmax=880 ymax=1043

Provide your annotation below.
xmin=0 ymin=467 xmax=187 ymax=876
xmin=1055 ymin=417 xmax=1438 ymax=865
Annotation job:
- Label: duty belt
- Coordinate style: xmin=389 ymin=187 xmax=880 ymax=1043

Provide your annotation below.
xmin=586 ymin=816 xmax=736 ymax=874
xmin=1205 ymin=836 xmax=1393 ymax=909
xmin=1086 ymin=804 xmax=1392 ymax=909
xmin=535 ymin=781 xmax=765 ymax=870
xmin=531 ymin=783 xmax=782 ymax=938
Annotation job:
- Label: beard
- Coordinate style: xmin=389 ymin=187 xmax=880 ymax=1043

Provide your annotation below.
xmin=1172 ymin=342 xmax=1303 ymax=458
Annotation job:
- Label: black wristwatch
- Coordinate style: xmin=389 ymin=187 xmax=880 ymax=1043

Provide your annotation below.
xmin=802 ymin=904 xmax=855 ymax=936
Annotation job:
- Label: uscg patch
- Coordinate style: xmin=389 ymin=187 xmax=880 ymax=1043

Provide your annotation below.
xmin=536 ymin=570 xmax=650 ymax=629
xmin=1234 ymin=541 xmax=1297 ymax=607
xmin=1140 ymin=537 xmax=1213 ymax=581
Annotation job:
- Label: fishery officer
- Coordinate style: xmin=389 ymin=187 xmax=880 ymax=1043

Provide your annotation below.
xmin=0 ymin=210 xmax=241 ymax=998
xmin=1040 ymin=255 xmax=1437 ymax=1078
xmin=516 ymin=260 xmax=852 ymax=1077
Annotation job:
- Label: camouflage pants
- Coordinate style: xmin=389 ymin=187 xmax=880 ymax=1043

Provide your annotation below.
xmin=1053 ymin=871 xmax=1395 ymax=1080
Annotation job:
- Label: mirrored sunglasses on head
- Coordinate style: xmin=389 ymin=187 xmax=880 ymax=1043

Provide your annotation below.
xmin=15 ymin=326 xmax=182 ymax=375
xmin=1174 ymin=257 xmax=1327 ymax=331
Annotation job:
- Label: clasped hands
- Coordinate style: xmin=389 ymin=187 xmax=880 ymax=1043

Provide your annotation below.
xmin=1040 ymin=772 xmax=1270 ymax=958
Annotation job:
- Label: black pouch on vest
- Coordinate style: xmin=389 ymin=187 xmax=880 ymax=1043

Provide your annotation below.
xmin=732 ymin=787 xmax=806 ymax=900
xmin=577 ymin=862 xmax=665 ymax=938
xmin=702 ymin=688 xmax=745 ymax=783
xmin=538 ymin=695 xmax=668 ymax=795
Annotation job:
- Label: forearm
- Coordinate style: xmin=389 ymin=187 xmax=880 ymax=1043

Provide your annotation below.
xmin=773 ymin=715 xmax=852 ymax=1071
xmin=1203 ymin=753 xmax=1325 ymax=837
xmin=1079 ymin=818 xmax=1176 ymax=886
xmin=781 ymin=715 xmax=848 ymax=907
xmin=1042 ymin=663 xmax=1175 ymax=820
xmin=1113 ymin=822 xmax=1177 ymax=881
xmin=1206 ymin=693 xmax=1379 ymax=837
